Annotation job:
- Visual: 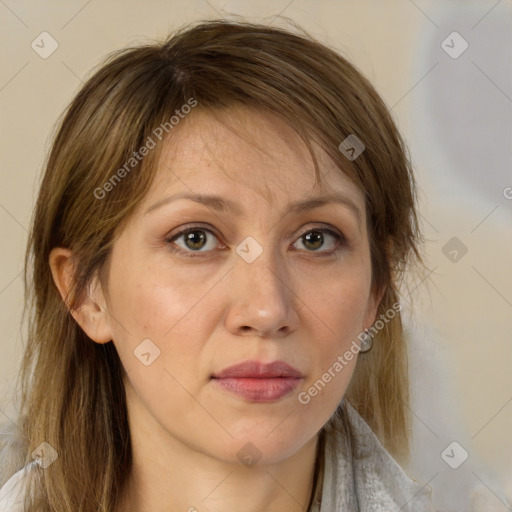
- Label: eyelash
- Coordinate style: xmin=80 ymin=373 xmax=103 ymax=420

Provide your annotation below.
xmin=165 ymin=224 xmax=347 ymax=259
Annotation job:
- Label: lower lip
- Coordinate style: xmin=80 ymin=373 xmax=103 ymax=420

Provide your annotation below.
xmin=212 ymin=377 xmax=302 ymax=402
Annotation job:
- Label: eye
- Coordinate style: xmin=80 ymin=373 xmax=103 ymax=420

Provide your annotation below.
xmin=291 ymin=228 xmax=345 ymax=254
xmin=165 ymin=224 xmax=346 ymax=259
xmin=166 ymin=226 xmax=221 ymax=257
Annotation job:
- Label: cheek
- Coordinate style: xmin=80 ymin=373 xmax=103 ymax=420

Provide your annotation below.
xmin=105 ymin=255 xmax=219 ymax=384
xmin=309 ymin=268 xmax=372 ymax=341
xmin=299 ymin=267 xmax=371 ymax=399
xmin=106 ymin=252 xmax=207 ymax=335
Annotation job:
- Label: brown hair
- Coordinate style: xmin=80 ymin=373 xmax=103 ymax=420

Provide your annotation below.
xmin=2 ymin=19 xmax=422 ymax=510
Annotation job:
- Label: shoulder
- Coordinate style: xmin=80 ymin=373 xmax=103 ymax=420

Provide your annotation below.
xmin=0 ymin=461 xmax=38 ymax=512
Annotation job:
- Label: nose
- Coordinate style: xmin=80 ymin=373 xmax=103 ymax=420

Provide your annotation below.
xmin=224 ymin=246 xmax=300 ymax=339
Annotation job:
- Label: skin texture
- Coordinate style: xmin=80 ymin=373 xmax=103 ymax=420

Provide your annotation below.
xmin=49 ymin=106 xmax=383 ymax=512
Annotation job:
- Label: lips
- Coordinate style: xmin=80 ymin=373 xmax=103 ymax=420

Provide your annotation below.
xmin=211 ymin=360 xmax=304 ymax=402
xmin=212 ymin=360 xmax=303 ymax=379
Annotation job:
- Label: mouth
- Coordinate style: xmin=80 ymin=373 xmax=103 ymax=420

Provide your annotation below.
xmin=211 ymin=360 xmax=304 ymax=402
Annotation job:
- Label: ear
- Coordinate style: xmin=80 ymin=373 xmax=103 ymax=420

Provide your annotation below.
xmin=49 ymin=247 xmax=113 ymax=344
xmin=363 ymin=283 xmax=387 ymax=330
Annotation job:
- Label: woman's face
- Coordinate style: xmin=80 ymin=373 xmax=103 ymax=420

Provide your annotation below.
xmin=99 ymin=106 xmax=381 ymax=466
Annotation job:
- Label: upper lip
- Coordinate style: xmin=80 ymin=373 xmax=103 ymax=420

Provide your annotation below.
xmin=212 ymin=360 xmax=303 ymax=379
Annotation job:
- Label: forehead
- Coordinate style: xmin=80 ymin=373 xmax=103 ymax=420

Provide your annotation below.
xmin=145 ymin=106 xmax=364 ymax=211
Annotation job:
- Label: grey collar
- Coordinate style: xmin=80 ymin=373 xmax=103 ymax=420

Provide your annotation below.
xmin=309 ymin=400 xmax=436 ymax=512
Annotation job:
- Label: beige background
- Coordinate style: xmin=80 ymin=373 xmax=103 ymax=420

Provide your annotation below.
xmin=1 ymin=1 xmax=511 ymax=510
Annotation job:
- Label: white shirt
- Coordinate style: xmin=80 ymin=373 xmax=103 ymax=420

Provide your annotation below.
xmin=0 ymin=460 xmax=38 ymax=511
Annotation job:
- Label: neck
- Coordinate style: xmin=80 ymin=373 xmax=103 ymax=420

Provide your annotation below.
xmin=115 ymin=382 xmax=322 ymax=512
xmin=117 ymin=437 xmax=320 ymax=512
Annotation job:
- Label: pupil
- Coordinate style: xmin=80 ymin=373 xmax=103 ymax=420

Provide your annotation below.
xmin=185 ymin=231 xmax=206 ymax=250
xmin=304 ymin=231 xmax=323 ymax=250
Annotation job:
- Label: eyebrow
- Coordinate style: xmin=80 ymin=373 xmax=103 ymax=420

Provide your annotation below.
xmin=145 ymin=192 xmax=362 ymax=226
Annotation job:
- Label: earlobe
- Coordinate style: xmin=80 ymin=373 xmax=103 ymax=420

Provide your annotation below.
xmin=48 ymin=247 xmax=113 ymax=344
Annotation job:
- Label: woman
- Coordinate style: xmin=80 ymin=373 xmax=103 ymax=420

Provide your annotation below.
xmin=0 ymin=19 xmax=435 ymax=511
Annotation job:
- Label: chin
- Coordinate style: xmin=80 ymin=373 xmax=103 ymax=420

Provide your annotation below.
xmin=206 ymin=424 xmax=316 ymax=467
